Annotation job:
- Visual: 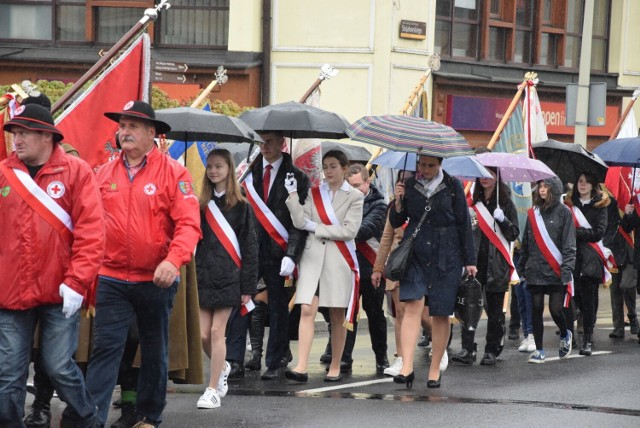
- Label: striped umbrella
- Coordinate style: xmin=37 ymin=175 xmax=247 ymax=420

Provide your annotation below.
xmin=346 ymin=114 xmax=473 ymax=158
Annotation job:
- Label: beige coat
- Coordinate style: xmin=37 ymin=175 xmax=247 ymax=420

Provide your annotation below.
xmin=286 ymin=181 xmax=364 ymax=307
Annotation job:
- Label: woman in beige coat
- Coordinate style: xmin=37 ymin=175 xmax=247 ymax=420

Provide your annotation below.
xmin=284 ymin=150 xmax=364 ymax=382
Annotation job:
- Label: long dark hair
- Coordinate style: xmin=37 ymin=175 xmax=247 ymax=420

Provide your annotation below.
xmin=532 ymin=180 xmax=555 ymax=210
xmin=199 ymin=149 xmax=246 ymax=211
xmin=471 ymin=168 xmax=510 ymax=206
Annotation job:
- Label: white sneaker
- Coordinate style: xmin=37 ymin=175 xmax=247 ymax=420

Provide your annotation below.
xmin=439 ymin=350 xmax=448 ymax=373
xmin=217 ymin=361 xmax=231 ymax=398
xmin=197 ymin=387 xmax=221 ymax=409
xmin=518 ymin=335 xmax=536 ymax=353
xmin=383 ymin=356 xmax=403 ymax=376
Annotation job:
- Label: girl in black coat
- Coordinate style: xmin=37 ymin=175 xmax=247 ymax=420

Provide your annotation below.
xmin=452 ymin=168 xmax=519 ymax=366
xmin=565 ymin=171 xmax=609 ymax=355
xmin=195 ymin=149 xmax=258 ymax=409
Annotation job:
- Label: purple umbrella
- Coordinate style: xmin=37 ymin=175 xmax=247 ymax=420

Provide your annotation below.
xmin=475 ymin=152 xmax=556 ymax=182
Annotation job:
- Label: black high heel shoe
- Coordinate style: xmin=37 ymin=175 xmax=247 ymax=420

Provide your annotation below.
xmin=393 ymin=372 xmax=415 ymax=389
xmin=427 ymin=376 xmax=441 ymax=388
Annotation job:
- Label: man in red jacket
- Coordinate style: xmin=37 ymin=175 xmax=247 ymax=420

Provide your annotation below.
xmin=84 ymin=101 xmax=201 ymax=428
xmin=0 ymin=104 xmax=104 ymax=427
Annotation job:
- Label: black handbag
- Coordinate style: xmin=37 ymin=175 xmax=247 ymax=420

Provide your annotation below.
xmin=383 ymin=204 xmax=430 ymax=282
xmin=454 ymin=273 xmax=484 ymax=331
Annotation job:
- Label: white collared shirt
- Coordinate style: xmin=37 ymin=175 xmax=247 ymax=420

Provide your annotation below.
xmin=262 ymin=155 xmax=283 ymax=195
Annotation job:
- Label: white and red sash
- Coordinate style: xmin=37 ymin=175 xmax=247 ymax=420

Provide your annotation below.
xmin=527 ymin=207 xmax=574 ymax=307
xmin=312 ymin=184 xmax=360 ymax=330
xmin=472 ymin=202 xmax=519 ymax=284
xmin=355 ymin=238 xmax=379 ymax=267
xmin=570 ymin=205 xmax=616 ymax=285
xmin=242 ymin=172 xmax=289 ymax=250
xmin=0 ymin=164 xmax=74 ymax=245
xmin=205 ymin=200 xmax=241 ymax=268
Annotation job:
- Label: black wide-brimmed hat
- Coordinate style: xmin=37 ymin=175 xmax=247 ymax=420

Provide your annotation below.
xmin=3 ymin=104 xmax=64 ymax=143
xmin=104 ymin=100 xmax=171 ymax=135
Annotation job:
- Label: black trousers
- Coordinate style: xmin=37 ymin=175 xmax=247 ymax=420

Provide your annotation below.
xmin=610 ymin=266 xmax=638 ymax=331
xmin=574 ymin=276 xmax=599 ymax=335
xmin=342 ymin=276 xmax=387 ymax=363
xmin=461 ymin=290 xmax=505 ymax=354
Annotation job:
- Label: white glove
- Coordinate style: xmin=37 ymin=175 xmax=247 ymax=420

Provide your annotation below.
xmin=493 ymin=208 xmax=505 ymax=222
xmin=303 ymin=219 xmax=317 ymax=233
xmin=279 ymin=256 xmax=296 ymax=277
xmin=284 ymin=172 xmax=298 ymax=194
xmin=59 ymin=283 xmax=83 ymax=319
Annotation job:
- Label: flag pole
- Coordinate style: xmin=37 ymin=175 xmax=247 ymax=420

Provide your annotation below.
xmin=190 ymin=66 xmax=228 ymax=108
xmin=237 ymin=64 xmax=337 ymax=183
xmin=486 ymin=73 xmax=534 ymax=151
xmin=609 ymin=88 xmax=640 ymax=140
xmin=51 ymin=1 xmax=171 ymax=114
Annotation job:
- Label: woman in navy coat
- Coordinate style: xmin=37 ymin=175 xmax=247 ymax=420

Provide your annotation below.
xmin=389 ymin=155 xmax=476 ymax=388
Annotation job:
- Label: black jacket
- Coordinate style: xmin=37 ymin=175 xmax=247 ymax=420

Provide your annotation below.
xmin=604 ymin=195 xmax=632 ymax=267
xmin=355 ymin=184 xmax=387 ymax=276
xmin=196 ymin=195 xmax=258 ymax=309
xmin=621 ymin=209 xmax=640 ymax=269
xmin=517 ymin=176 xmax=576 ymax=286
xmin=472 ymin=193 xmax=520 ymax=292
xmin=565 ymin=189 xmax=609 ymax=279
xmin=249 ymin=153 xmax=309 ymax=265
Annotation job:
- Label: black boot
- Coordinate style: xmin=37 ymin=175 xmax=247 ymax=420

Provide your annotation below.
xmin=24 ymin=399 xmax=51 ymax=428
xmin=319 ymin=339 xmax=332 ymax=364
xmin=246 ymin=301 xmax=268 ymax=371
xmin=110 ymin=402 xmax=137 ymax=428
xmin=629 ymin=314 xmax=639 ymax=335
xmin=451 ymin=343 xmax=477 ymax=365
xmin=579 ymin=333 xmax=592 ymax=356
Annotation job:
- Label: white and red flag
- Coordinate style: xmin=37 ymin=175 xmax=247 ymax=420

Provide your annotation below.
xmin=55 ymin=34 xmax=151 ymax=171
xmin=292 ymin=89 xmax=323 ymax=187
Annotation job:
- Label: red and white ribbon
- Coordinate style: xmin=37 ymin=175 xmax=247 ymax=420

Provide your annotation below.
xmin=570 ymin=205 xmax=616 ymax=285
xmin=205 ymin=200 xmax=241 ymax=268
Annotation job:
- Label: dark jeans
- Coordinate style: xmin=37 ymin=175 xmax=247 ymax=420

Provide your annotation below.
xmin=86 ymin=278 xmax=177 ymax=426
xmin=508 ymin=284 xmax=521 ymax=331
xmin=342 ymin=276 xmax=387 ymax=363
xmin=515 ymin=281 xmax=533 ymax=336
xmin=225 ymin=306 xmax=249 ymax=363
xmin=460 ymin=291 xmax=505 ymax=354
xmin=261 ymin=261 xmax=291 ymax=370
xmin=0 ymin=306 xmax=96 ymax=428
xmin=610 ymin=265 xmax=638 ymax=331
xmin=531 ymin=287 xmax=567 ymax=350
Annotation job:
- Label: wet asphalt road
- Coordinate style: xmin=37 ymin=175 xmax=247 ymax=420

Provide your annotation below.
xmin=37 ymin=288 xmax=640 ymax=427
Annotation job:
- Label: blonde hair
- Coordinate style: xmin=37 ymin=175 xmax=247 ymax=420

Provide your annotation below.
xmin=199 ymin=149 xmax=246 ymax=211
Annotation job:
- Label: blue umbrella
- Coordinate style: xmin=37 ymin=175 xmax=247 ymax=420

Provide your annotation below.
xmin=371 ymin=151 xmax=492 ymax=179
xmin=592 ymin=137 xmax=640 ymax=167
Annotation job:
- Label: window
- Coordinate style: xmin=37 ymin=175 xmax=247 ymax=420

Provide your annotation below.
xmin=0 ymin=0 xmax=230 ymax=48
xmin=435 ymin=0 xmax=610 ymax=71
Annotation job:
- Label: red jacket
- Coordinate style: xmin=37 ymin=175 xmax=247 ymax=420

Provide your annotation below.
xmin=96 ymin=147 xmax=201 ymax=282
xmin=0 ymin=146 xmax=105 ymax=310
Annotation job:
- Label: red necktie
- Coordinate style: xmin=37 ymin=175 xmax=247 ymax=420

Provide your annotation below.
xmin=263 ymin=164 xmax=272 ymax=202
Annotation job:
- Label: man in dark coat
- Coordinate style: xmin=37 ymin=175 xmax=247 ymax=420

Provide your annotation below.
xmin=225 ymin=132 xmax=309 ymax=380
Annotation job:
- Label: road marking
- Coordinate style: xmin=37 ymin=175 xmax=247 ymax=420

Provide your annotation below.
xmin=300 ymin=377 xmax=393 ymax=393
xmin=542 ymin=350 xmax=612 ymax=362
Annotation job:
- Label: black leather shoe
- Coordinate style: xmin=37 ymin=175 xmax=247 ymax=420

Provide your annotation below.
xmin=508 ymin=327 xmax=519 ymax=340
xmin=451 ymin=349 xmax=476 ymax=365
xmin=417 ymin=335 xmax=430 ymax=347
xmin=245 ymin=350 xmax=262 ymax=371
xmin=319 ymin=341 xmax=332 ymax=364
xmin=261 ymin=367 xmax=282 ymax=380
xmin=284 ymin=369 xmax=308 ymax=382
xmin=110 ymin=403 xmax=137 ymax=428
xmin=24 ymin=401 xmax=51 ymax=428
xmin=427 ymin=376 xmax=441 ymax=388
xmin=479 ymin=353 xmax=496 ymax=366
xmin=228 ymin=361 xmax=245 ymax=379
xmin=279 ymin=348 xmax=293 ymax=367
xmin=393 ymin=372 xmax=415 ymax=389
xmin=324 ymin=374 xmax=343 ymax=382
xmin=376 ymin=355 xmax=390 ymax=374
xmin=340 ymin=361 xmax=352 ymax=374
xmin=609 ymin=329 xmax=624 ymax=339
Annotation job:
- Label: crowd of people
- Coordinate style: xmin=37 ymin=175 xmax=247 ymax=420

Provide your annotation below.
xmin=1 ymin=97 xmax=638 ymax=428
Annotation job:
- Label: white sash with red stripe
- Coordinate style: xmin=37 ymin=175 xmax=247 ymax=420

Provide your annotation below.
xmin=1 ymin=165 xmax=74 ymax=245
xmin=355 ymin=237 xmax=379 ymax=267
xmin=242 ymin=172 xmax=289 ymax=250
xmin=527 ymin=207 xmax=574 ymax=307
xmin=312 ymin=183 xmax=360 ymax=331
xmin=472 ymin=202 xmax=519 ymax=284
xmin=205 ymin=200 xmax=241 ymax=268
xmin=570 ymin=205 xmax=615 ymax=285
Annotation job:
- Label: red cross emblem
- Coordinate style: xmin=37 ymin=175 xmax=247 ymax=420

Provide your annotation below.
xmin=47 ymin=181 xmax=65 ymax=199
xmin=143 ymin=183 xmax=157 ymax=195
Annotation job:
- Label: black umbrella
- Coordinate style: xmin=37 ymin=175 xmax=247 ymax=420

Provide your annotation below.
xmin=238 ymin=101 xmax=350 ymax=139
xmin=532 ymin=139 xmax=608 ymax=184
xmin=321 ymin=141 xmax=371 ymax=163
xmin=156 ymin=107 xmax=263 ymax=143
xmin=215 ymin=143 xmax=255 ymax=166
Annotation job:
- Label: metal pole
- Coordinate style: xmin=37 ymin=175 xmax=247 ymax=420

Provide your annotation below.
xmin=574 ymin=0 xmax=595 ymax=148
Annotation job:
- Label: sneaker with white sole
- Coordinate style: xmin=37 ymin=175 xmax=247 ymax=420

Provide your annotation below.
xmin=383 ymin=356 xmax=403 ymax=376
xmin=528 ymin=349 xmax=545 ymax=364
xmin=518 ymin=335 xmax=536 ymax=352
xmin=217 ymin=361 xmax=231 ymax=398
xmin=197 ymin=387 xmax=221 ymax=409
xmin=559 ymin=330 xmax=572 ymax=358
xmin=439 ymin=350 xmax=448 ymax=373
